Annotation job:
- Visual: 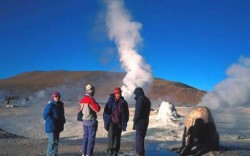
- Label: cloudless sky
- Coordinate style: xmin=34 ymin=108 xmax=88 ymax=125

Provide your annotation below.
xmin=1 ymin=0 xmax=250 ymax=91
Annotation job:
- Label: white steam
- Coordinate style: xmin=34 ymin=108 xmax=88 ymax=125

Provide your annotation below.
xmin=199 ymin=56 xmax=250 ymax=109
xmin=104 ymin=0 xmax=153 ymax=100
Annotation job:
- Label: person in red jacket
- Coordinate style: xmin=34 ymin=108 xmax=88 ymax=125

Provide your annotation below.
xmin=79 ymin=84 xmax=101 ymax=156
xmin=103 ymin=87 xmax=129 ymax=156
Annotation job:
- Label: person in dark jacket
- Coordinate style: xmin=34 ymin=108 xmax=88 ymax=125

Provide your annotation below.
xmin=43 ymin=91 xmax=66 ymax=156
xmin=79 ymin=84 xmax=101 ymax=156
xmin=4 ymin=96 xmax=10 ymax=106
xmin=103 ymin=87 xmax=129 ymax=156
xmin=133 ymin=87 xmax=151 ymax=156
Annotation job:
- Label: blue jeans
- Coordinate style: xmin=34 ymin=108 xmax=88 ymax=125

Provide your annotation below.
xmin=47 ymin=132 xmax=60 ymax=156
xmin=82 ymin=121 xmax=98 ymax=156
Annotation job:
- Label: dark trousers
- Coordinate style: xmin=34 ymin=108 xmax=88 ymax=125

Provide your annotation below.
xmin=136 ymin=128 xmax=147 ymax=155
xmin=82 ymin=123 xmax=98 ymax=156
xmin=107 ymin=122 xmax=122 ymax=154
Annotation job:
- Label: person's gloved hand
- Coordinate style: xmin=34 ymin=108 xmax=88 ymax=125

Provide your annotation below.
xmin=104 ymin=125 xmax=109 ymax=131
xmin=122 ymin=123 xmax=127 ymax=132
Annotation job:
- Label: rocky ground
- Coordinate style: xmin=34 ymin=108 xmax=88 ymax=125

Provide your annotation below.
xmin=1 ymin=128 xmax=250 ymax=156
xmin=1 ymin=105 xmax=250 ymax=156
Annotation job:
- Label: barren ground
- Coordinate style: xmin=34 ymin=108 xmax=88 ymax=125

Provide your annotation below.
xmin=1 ymin=104 xmax=250 ymax=156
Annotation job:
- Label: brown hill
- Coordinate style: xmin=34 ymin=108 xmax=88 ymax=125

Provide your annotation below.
xmin=0 ymin=71 xmax=206 ymax=106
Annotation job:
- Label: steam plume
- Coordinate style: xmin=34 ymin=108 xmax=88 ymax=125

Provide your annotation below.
xmin=199 ymin=56 xmax=250 ymax=109
xmin=103 ymin=0 xmax=153 ymax=100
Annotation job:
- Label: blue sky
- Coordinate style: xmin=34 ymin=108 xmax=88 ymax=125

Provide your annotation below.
xmin=1 ymin=0 xmax=250 ymax=91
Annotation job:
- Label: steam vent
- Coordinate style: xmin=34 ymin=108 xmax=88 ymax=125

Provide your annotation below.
xmin=180 ymin=106 xmax=220 ymax=155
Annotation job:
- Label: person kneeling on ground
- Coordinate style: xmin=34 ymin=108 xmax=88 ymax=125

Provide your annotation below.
xmin=177 ymin=106 xmax=219 ymax=156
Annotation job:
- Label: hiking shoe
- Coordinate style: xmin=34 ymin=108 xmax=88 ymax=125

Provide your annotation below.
xmin=107 ymin=151 xmax=113 ymax=156
xmin=112 ymin=153 xmax=118 ymax=156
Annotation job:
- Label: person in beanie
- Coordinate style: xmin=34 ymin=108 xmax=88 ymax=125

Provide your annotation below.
xmin=80 ymin=84 xmax=101 ymax=156
xmin=43 ymin=91 xmax=66 ymax=156
xmin=103 ymin=87 xmax=129 ymax=156
xmin=133 ymin=87 xmax=151 ymax=156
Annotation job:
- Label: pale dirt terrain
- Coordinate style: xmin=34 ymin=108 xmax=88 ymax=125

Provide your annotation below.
xmin=1 ymin=104 xmax=250 ymax=156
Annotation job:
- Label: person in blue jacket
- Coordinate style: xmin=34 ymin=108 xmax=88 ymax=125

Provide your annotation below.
xmin=133 ymin=87 xmax=151 ymax=156
xmin=43 ymin=91 xmax=66 ymax=156
xmin=103 ymin=87 xmax=129 ymax=156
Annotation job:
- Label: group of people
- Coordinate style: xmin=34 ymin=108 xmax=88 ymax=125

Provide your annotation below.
xmin=43 ymin=84 xmax=151 ymax=156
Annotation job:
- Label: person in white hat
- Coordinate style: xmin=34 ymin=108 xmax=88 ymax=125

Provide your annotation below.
xmin=79 ymin=84 xmax=101 ymax=156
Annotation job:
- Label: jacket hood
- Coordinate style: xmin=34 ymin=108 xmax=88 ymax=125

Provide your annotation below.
xmin=133 ymin=87 xmax=145 ymax=98
xmin=50 ymin=99 xmax=57 ymax=104
xmin=110 ymin=93 xmax=115 ymax=97
xmin=50 ymin=100 xmax=63 ymax=105
xmin=109 ymin=93 xmax=125 ymax=100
